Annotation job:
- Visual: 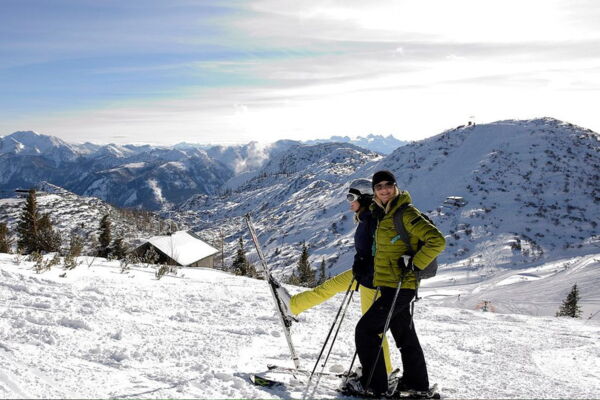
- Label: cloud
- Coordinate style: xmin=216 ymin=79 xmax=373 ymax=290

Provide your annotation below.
xmin=1 ymin=0 xmax=599 ymax=144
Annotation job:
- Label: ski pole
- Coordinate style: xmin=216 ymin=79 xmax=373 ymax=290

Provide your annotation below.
xmin=364 ymin=282 xmax=403 ymax=390
xmin=307 ymin=284 xmax=356 ymax=399
xmin=244 ymin=213 xmax=301 ymax=369
xmin=302 ymin=278 xmax=356 ymax=399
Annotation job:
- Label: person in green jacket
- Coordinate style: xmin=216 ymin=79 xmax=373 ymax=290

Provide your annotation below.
xmin=343 ymin=170 xmax=445 ymax=397
xmin=275 ymin=178 xmax=394 ymax=374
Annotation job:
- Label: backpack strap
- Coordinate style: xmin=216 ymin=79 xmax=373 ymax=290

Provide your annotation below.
xmin=391 ymin=203 xmax=423 ymax=328
xmin=390 ymin=203 xmax=413 ymax=253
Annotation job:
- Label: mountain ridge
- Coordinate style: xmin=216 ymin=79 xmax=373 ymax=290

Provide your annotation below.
xmin=170 ymin=117 xmax=600 ymax=282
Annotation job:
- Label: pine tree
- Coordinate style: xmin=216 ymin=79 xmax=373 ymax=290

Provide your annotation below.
xmin=231 ymin=237 xmax=251 ymax=276
xmin=98 ymin=214 xmax=112 ymax=257
xmin=16 ymin=189 xmax=39 ymax=254
xmin=36 ymin=213 xmax=61 ymax=253
xmin=111 ymin=237 xmax=128 ymax=260
xmin=556 ymin=284 xmax=582 ymax=318
xmin=296 ymin=242 xmax=316 ymax=287
xmin=317 ymin=257 xmax=327 ymax=285
xmin=0 ymin=222 xmax=12 ymax=253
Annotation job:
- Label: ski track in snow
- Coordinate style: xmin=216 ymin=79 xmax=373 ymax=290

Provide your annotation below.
xmin=0 ymin=254 xmax=599 ymax=399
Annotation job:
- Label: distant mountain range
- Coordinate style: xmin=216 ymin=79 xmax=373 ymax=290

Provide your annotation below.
xmin=304 ymin=134 xmax=407 ymax=154
xmin=0 ymin=132 xmax=403 ymax=209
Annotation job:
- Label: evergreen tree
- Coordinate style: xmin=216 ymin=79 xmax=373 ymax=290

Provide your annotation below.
xmin=111 ymin=237 xmax=128 ymax=260
xmin=556 ymin=284 xmax=582 ymax=318
xmin=98 ymin=214 xmax=112 ymax=257
xmin=296 ymin=242 xmax=316 ymax=287
xmin=0 ymin=222 xmax=12 ymax=253
xmin=317 ymin=257 xmax=328 ymax=285
xmin=16 ymin=189 xmax=39 ymax=253
xmin=231 ymin=237 xmax=251 ymax=276
xmin=36 ymin=213 xmax=61 ymax=253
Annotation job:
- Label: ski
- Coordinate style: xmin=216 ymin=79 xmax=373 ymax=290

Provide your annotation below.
xmin=266 ymin=363 xmax=346 ymax=378
xmin=394 ymin=384 xmax=440 ymax=399
xmin=339 ymin=378 xmax=440 ymax=400
xmin=245 ymin=214 xmax=300 ymax=369
xmin=250 ymin=374 xmax=284 ymax=388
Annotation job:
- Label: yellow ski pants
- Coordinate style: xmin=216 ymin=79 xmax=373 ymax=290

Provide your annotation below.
xmin=290 ymin=269 xmax=393 ymax=374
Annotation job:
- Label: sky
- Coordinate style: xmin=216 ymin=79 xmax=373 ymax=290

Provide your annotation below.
xmin=1 ymin=0 xmax=599 ymax=145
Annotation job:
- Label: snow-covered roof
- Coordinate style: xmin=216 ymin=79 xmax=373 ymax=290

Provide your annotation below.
xmin=145 ymin=230 xmax=218 ymax=266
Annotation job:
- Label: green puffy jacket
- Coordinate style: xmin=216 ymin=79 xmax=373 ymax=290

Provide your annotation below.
xmin=371 ymin=190 xmax=446 ymax=289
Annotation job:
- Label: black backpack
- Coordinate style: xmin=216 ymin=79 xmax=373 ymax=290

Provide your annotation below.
xmin=392 ymin=203 xmax=439 ymax=280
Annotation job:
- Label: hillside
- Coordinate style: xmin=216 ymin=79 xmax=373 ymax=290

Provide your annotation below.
xmin=170 ymin=142 xmax=382 ymax=278
xmin=0 ymin=254 xmax=598 ymax=398
xmin=366 ymin=118 xmax=600 ymax=267
xmin=170 ymin=118 xmax=600 ymax=318
xmin=0 ymin=183 xmax=173 ymax=254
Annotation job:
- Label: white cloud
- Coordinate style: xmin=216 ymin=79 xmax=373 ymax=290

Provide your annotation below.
xmin=2 ymin=0 xmax=600 ymax=144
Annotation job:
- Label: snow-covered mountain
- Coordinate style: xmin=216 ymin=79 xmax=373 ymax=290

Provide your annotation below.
xmin=168 ymin=118 xmax=600 ymax=316
xmin=170 ymin=141 xmax=382 ymax=277
xmin=366 ymin=118 xmax=600 ymax=264
xmin=305 ymin=134 xmax=408 ymax=154
xmin=0 ymin=134 xmax=234 ymax=210
xmin=0 ymin=254 xmax=598 ymax=398
xmin=0 ymin=131 xmax=406 ymax=209
xmin=0 ymin=131 xmax=79 ymax=165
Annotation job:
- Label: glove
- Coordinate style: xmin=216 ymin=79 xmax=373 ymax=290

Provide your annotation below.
xmin=398 ymin=255 xmax=414 ymax=275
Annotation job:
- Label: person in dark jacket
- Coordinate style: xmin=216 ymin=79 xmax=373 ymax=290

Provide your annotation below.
xmin=276 ymin=178 xmax=394 ymax=374
xmin=344 ymin=170 xmax=446 ymax=397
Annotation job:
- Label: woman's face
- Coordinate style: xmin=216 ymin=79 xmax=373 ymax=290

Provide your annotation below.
xmin=349 ymin=200 xmax=360 ymax=212
xmin=374 ymin=181 xmax=395 ymax=204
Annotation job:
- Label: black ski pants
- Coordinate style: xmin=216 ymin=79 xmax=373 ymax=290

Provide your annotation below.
xmin=355 ymin=287 xmax=429 ymax=394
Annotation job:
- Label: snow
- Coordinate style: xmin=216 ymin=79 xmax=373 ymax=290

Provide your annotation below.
xmin=145 ymin=230 xmax=218 ymax=266
xmin=147 ymin=179 xmax=166 ymax=204
xmin=1 ymin=253 xmax=599 ymax=399
xmin=123 ymin=162 xmax=147 ymax=169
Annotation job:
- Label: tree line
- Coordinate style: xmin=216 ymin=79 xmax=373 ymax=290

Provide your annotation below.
xmin=0 ymin=189 xmax=127 ymax=259
xmin=230 ymin=237 xmax=328 ymax=288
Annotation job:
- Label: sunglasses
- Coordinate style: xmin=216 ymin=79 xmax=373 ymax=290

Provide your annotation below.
xmin=346 ymin=193 xmax=360 ymax=202
xmin=374 ymin=181 xmax=395 ymax=191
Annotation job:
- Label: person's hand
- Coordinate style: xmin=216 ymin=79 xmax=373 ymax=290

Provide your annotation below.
xmin=398 ymin=255 xmax=414 ymax=274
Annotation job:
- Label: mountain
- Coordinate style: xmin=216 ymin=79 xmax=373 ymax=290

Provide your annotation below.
xmin=169 ymin=118 xmax=600 ymax=313
xmin=0 ymin=135 xmax=233 ymax=209
xmin=0 ymin=131 xmax=79 ymax=165
xmin=0 ymin=131 xmax=407 ymax=209
xmin=365 ymin=118 xmax=600 ymax=266
xmin=170 ymin=141 xmax=382 ymax=276
xmin=0 ymin=182 xmax=173 ymax=254
xmin=67 ymin=149 xmax=232 ymax=210
xmin=0 ymin=132 xmax=310 ymax=209
xmin=304 ymin=134 xmax=408 ymax=154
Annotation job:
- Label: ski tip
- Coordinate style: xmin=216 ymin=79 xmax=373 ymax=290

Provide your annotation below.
xmin=250 ymin=374 xmax=283 ymax=388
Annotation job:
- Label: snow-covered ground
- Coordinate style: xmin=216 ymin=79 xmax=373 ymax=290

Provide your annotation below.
xmin=423 ymin=252 xmax=600 ymax=318
xmin=1 ymin=253 xmax=599 ymax=399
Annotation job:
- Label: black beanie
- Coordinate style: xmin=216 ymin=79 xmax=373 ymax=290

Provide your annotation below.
xmin=372 ymin=170 xmax=396 ymax=188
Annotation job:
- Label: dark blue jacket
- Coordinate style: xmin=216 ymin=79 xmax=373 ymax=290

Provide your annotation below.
xmin=352 ymin=208 xmax=376 ymax=289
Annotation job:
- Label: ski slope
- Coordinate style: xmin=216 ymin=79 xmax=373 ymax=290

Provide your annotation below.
xmin=0 ymin=254 xmax=599 ymax=399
